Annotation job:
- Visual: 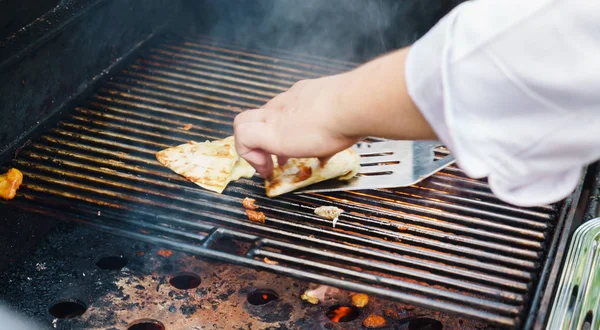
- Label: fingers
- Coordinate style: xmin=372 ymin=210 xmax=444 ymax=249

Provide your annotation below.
xmin=263 ymin=92 xmax=290 ymax=110
xmin=233 ymin=108 xmax=267 ymax=128
xmin=318 ymin=155 xmax=332 ymax=165
xmin=234 ymin=111 xmax=281 ymax=178
xmin=276 ymin=155 xmax=289 ymax=166
xmin=240 ymin=149 xmax=273 ymax=179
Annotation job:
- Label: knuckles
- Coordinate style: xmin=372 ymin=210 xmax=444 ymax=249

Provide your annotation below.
xmin=292 ymin=79 xmax=310 ymax=89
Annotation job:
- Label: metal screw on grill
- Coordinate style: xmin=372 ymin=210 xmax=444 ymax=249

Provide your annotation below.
xmin=127 ymin=319 xmax=165 ymax=330
xmin=48 ymin=300 xmax=87 ymax=319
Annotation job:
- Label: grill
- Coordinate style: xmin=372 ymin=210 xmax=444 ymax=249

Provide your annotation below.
xmin=0 ymin=33 xmax=584 ymax=329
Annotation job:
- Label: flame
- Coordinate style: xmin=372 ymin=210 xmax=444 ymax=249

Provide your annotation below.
xmin=262 ymin=294 xmax=268 ymax=300
xmin=330 ymin=306 xmax=352 ymax=322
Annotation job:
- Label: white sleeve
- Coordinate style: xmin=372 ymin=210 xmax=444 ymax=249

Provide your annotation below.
xmin=405 ymin=0 xmax=600 ymax=207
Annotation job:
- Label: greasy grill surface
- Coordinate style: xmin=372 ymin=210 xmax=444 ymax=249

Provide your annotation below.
xmin=0 ymin=34 xmax=567 ymax=328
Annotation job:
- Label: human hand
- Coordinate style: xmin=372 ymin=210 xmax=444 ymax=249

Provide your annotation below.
xmin=233 ymin=73 xmax=361 ymax=178
xmin=233 ymin=47 xmax=435 ymax=179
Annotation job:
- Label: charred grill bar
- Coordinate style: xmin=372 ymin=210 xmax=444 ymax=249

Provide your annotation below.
xmin=0 ymin=1 xmax=596 ymax=329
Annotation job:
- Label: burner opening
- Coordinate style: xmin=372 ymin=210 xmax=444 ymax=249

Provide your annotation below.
xmin=407 ymin=317 xmax=443 ymax=330
xmin=48 ymin=300 xmax=87 ymax=319
xmin=127 ymin=319 xmax=165 ymax=330
xmin=168 ymin=272 xmax=201 ymax=290
xmin=247 ymin=289 xmax=279 ymax=305
xmin=326 ymin=305 xmax=360 ymax=323
xmin=96 ymin=255 xmax=128 ymax=270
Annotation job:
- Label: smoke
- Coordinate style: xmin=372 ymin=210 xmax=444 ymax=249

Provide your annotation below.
xmin=0 ymin=302 xmax=44 ymax=330
xmin=186 ymin=0 xmax=454 ymax=64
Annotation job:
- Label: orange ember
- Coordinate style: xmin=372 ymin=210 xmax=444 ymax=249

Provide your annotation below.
xmin=262 ymin=294 xmax=268 ymax=300
xmin=157 ymin=249 xmax=173 ymax=257
xmin=330 ymin=306 xmax=352 ymax=323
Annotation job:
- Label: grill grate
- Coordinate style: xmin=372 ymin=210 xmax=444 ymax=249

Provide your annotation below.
xmin=0 ymin=34 xmax=579 ymax=328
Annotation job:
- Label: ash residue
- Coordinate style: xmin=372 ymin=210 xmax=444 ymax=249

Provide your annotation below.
xmin=0 ymin=222 xmax=146 ymax=328
xmin=218 ymin=288 xmax=236 ymax=301
xmin=246 ymin=301 xmax=293 ymax=323
xmin=180 ymin=304 xmax=198 ymax=316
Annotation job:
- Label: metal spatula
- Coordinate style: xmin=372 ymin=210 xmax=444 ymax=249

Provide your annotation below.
xmin=294 ymin=140 xmax=455 ymax=194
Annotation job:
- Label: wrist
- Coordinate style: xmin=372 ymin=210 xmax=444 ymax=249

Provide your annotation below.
xmin=331 ymin=47 xmax=435 ymax=141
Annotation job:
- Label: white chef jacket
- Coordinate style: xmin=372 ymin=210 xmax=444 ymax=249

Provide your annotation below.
xmin=405 ymin=0 xmax=600 ymax=207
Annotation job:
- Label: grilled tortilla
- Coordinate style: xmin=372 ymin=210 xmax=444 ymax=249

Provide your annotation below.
xmin=155 ymin=136 xmax=255 ymax=194
xmin=265 ymin=148 xmax=361 ymax=197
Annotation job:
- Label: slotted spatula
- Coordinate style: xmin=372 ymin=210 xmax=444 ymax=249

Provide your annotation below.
xmin=294 ymin=139 xmax=455 ymax=194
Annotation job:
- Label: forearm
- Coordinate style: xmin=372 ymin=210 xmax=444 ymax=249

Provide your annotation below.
xmin=335 ymin=47 xmax=437 ymax=140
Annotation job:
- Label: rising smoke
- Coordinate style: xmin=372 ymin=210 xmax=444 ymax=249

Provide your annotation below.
xmin=186 ymin=0 xmax=454 ymax=64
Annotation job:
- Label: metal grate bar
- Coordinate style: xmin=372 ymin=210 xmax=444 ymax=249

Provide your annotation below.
xmin=0 ymin=34 xmax=578 ymax=328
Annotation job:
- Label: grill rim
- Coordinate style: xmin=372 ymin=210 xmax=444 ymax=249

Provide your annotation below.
xmin=529 ymin=162 xmax=600 ymax=330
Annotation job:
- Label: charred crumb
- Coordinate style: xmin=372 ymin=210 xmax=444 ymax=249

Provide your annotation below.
xmin=196 ymin=287 xmax=209 ymax=296
xmin=134 ymin=284 xmax=145 ymax=290
xmin=239 ymin=273 xmax=257 ymax=281
xmin=180 ymin=304 xmax=198 ymax=316
xmin=168 ymin=305 xmax=177 ymax=313
xmin=246 ymin=301 xmax=293 ymax=323
xmin=156 ymin=275 xmax=166 ymax=291
xmin=383 ymin=308 xmax=399 ymax=319
xmin=218 ymin=287 xmax=236 ymax=301
xmin=265 ymin=325 xmax=291 ymax=330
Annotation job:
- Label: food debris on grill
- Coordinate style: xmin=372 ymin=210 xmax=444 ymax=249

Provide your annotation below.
xmin=246 ymin=210 xmax=265 ymax=223
xmin=12 ymin=139 xmax=31 ymax=159
xmin=397 ymin=225 xmax=408 ymax=231
xmin=300 ymin=291 xmax=320 ymax=305
xmin=263 ymin=257 xmax=278 ymax=265
xmin=155 ymin=136 xmax=255 ymax=194
xmin=242 ymin=197 xmax=259 ymax=210
xmin=157 ymin=249 xmax=173 ymax=257
xmin=351 ymin=293 xmax=369 ymax=308
xmin=180 ymin=123 xmax=193 ymax=130
xmin=314 ymin=206 xmax=344 ymax=228
xmin=362 ymin=314 xmax=387 ymax=328
xmin=383 ymin=308 xmax=399 ymax=319
xmin=301 ymin=285 xmax=337 ymax=305
xmin=0 ymin=168 xmax=23 ymax=200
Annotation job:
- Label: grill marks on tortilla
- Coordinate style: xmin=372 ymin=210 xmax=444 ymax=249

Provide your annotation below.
xmin=155 ymin=136 xmax=255 ymax=194
xmin=295 ymin=166 xmax=312 ymax=182
xmin=265 ymin=149 xmax=361 ymax=197
xmin=156 ymin=136 xmax=360 ymax=197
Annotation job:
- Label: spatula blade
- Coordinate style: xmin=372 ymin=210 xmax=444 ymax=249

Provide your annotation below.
xmin=294 ymin=140 xmax=455 ymax=194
